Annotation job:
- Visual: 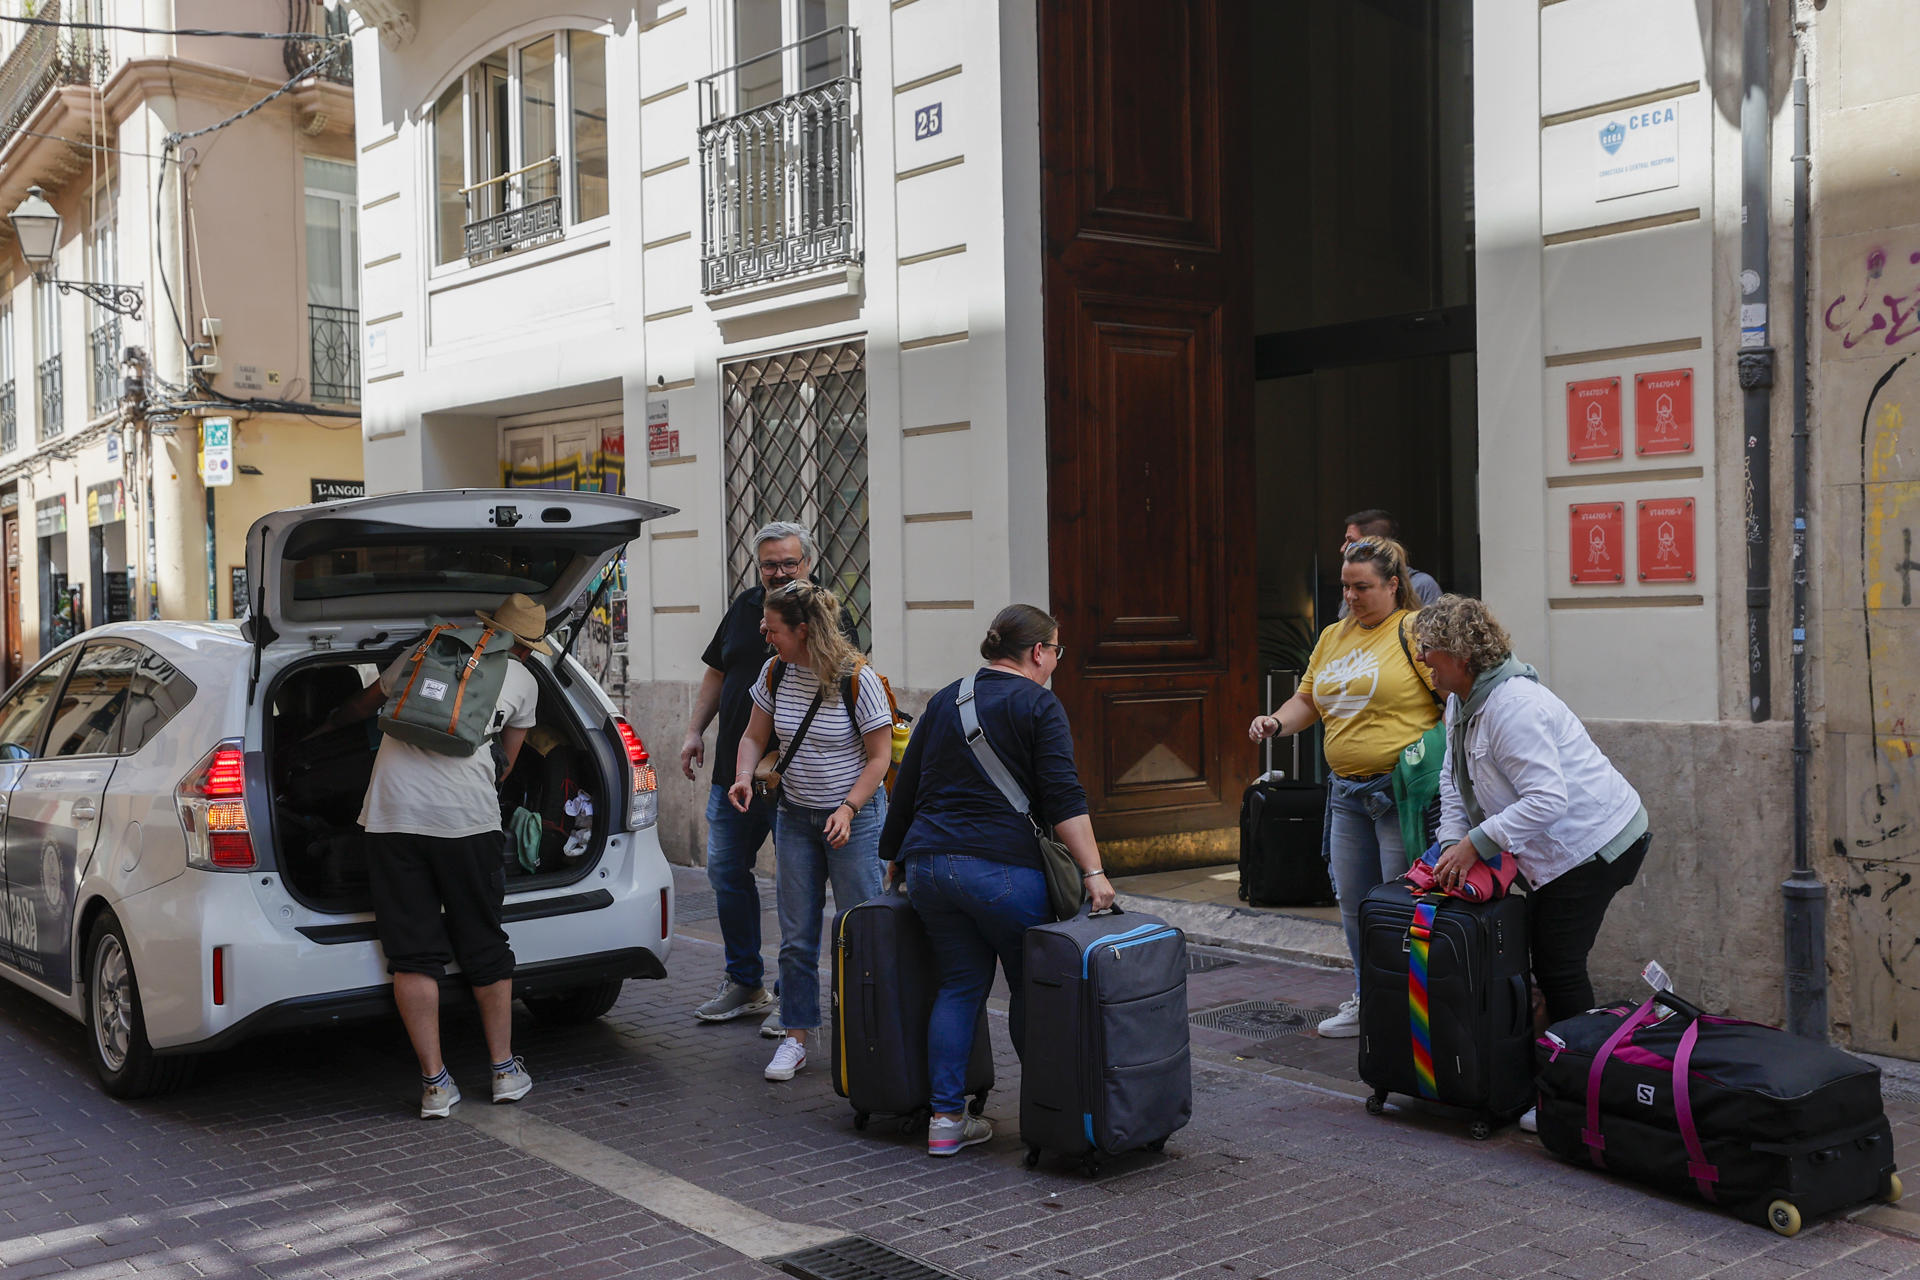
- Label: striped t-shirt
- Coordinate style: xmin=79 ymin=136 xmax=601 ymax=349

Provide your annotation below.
xmin=749 ymin=659 xmax=893 ymax=808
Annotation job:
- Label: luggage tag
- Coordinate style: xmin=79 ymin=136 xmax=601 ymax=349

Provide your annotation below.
xmin=1641 ymin=959 xmax=1680 ymax=1024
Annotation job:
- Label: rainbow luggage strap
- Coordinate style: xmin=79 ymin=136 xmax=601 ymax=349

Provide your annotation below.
xmin=1407 ymin=898 xmax=1440 ymax=1099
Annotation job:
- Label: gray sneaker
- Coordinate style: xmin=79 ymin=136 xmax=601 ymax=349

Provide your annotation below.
xmin=694 ymin=979 xmax=774 ymax=1023
xmin=927 ymin=1113 xmax=993 ymax=1157
xmin=492 ymin=1056 xmax=533 ymax=1104
xmin=420 ymin=1078 xmax=461 ymax=1119
xmin=759 ymin=1010 xmax=785 ymax=1039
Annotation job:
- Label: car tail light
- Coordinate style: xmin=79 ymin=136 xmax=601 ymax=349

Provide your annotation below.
xmin=612 ymin=716 xmax=657 ymax=830
xmin=179 ymin=740 xmax=256 ymax=871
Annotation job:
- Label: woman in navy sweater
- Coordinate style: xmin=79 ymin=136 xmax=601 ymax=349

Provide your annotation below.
xmin=879 ymin=604 xmax=1113 ymax=1158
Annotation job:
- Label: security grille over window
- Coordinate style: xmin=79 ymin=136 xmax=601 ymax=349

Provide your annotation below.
xmin=723 ymin=341 xmax=870 ymax=649
xmin=698 ymin=27 xmax=861 ymax=293
xmin=37 ymin=354 xmax=61 ymax=441
xmin=0 ymin=381 xmax=14 ymax=454
xmin=88 ymin=317 xmax=118 ymax=416
xmin=309 ymin=303 xmax=360 ymax=403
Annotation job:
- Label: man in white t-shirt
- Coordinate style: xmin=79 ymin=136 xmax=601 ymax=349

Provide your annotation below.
xmin=322 ymin=593 xmax=543 ymax=1119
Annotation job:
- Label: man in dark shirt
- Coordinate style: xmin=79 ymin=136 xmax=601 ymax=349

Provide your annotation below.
xmin=680 ymin=522 xmax=814 ymax=1031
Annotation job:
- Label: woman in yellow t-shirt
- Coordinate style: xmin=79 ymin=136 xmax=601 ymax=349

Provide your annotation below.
xmin=1248 ymin=536 xmax=1439 ymax=1037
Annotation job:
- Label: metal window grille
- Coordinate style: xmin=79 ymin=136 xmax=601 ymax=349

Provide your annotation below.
xmin=88 ymin=317 xmax=118 ymax=416
xmin=698 ymin=28 xmax=861 ymax=293
xmin=309 ymin=303 xmax=360 ymax=403
xmin=37 ymin=354 xmax=61 ymax=441
xmin=0 ymin=381 xmax=13 ymax=453
xmin=723 ymin=341 xmax=870 ymax=650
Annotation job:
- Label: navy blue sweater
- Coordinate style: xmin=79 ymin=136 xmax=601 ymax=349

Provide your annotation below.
xmin=878 ymin=668 xmax=1089 ymax=868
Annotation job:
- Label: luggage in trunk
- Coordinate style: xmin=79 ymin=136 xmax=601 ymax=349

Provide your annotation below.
xmin=1357 ymin=881 xmax=1534 ymax=1137
xmin=1535 ymin=991 xmax=1901 ymax=1235
xmin=1020 ymin=908 xmax=1191 ymax=1174
xmin=830 ymin=889 xmax=992 ymax=1130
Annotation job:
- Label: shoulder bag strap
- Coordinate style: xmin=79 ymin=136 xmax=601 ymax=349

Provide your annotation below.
xmin=771 ymin=676 xmax=828 ymax=777
xmin=958 ymin=671 xmax=1040 ymax=829
xmin=1398 ymin=613 xmax=1443 ymax=709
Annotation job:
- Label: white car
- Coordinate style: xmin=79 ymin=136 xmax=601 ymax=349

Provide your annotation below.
xmin=0 ymin=489 xmax=676 ymax=1097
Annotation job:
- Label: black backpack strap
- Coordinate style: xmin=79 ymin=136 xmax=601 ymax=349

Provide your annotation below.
xmin=1399 ymin=613 xmax=1443 ymax=709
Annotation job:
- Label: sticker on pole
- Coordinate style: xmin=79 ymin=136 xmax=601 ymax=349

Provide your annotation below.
xmin=201 ymin=416 xmax=234 ymax=487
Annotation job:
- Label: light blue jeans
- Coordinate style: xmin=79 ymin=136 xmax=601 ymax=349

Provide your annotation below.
xmin=1328 ymin=772 xmax=1405 ymax=998
xmin=772 ymin=793 xmax=887 ymax=1031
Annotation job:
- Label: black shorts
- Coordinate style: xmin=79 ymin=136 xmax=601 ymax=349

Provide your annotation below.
xmin=366 ymin=829 xmax=516 ymax=985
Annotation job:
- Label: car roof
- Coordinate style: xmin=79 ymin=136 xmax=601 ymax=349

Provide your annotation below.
xmin=70 ymin=621 xmax=250 ymax=661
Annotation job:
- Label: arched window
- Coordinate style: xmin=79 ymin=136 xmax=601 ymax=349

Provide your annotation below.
xmin=431 ymin=30 xmax=609 ymax=267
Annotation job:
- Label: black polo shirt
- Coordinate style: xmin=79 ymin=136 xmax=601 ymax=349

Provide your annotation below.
xmin=700 ymin=587 xmax=774 ymax=784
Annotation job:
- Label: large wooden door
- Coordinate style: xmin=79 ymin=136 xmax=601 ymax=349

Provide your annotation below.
xmin=1040 ymin=0 xmax=1254 ymax=843
xmin=3 ymin=511 xmax=18 ymax=688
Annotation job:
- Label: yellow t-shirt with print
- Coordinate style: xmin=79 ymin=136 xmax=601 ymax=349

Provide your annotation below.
xmin=1301 ymin=609 xmax=1440 ymax=779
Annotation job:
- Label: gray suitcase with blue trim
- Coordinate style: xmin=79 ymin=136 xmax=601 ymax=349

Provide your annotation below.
xmin=1019 ymin=907 xmax=1191 ymax=1173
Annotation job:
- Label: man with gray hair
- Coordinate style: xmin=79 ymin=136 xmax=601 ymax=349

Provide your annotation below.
xmin=681 ymin=522 xmax=816 ymax=1031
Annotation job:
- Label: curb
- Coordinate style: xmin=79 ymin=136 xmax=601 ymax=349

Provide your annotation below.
xmin=1116 ymin=892 xmax=1350 ymax=970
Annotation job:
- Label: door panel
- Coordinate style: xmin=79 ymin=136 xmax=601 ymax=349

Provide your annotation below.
xmin=1042 ymin=0 xmax=1253 ymax=840
xmin=5 ymin=760 xmax=111 ymax=992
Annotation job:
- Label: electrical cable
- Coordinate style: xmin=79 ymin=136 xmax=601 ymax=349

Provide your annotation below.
xmin=167 ymin=43 xmax=341 ymax=145
xmin=0 ymin=16 xmax=346 ymax=41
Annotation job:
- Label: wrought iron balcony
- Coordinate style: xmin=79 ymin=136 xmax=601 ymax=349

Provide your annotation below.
xmin=0 ymin=0 xmax=110 ymax=156
xmin=0 ymin=380 xmax=14 ymax=454
xmin=36 ymin=354 xmax=61 ymax=441
xmin=89 ymin=317 xmax=119 ymax=416
xmin=699 ymin=29 xmax=862 ymax=294
xmin=462 ymin=157 xmax=562 ymax=263
xmin=309 ymin=303 xmax=360 ymax=404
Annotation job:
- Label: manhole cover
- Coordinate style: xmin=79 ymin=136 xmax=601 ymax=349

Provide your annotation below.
xmin=774 ymin=1236 xmax=964 ymax=1280
xmin=1187 ymin=952 xmax=1240 ymax=974
xmin=1190 ymin=999 xmax=1332 ymax=1040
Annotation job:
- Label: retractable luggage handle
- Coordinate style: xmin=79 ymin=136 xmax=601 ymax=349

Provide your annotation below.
xmin=1581 ymin=993 xmax=1720 ymax=1202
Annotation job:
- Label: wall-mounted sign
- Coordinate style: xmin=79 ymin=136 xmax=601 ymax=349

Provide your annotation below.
xmin=647 ymin=398 xmax=679 ymax=460
xmin=105 ymin=433 xmax=120 ymax=464
xmin=201 ymin=417 xmax=234 ymax=487
xmin=231 ymin=566 xmax=249 ymax=620
xmin=311 ymin=478 xmax=365 ymax=503
xmin=234 ymin=364 xmax=265 ymax=391
xmin=1637 ymin=498 xmax=1696 ymax=583
xmin=1635 ymin=369 xmax=1694 ymax=456
xmin=1566 ymin=377 xmax=1622 ymax=462
xmin=34 ymin=495 xmax=65 ymax=538
xmin=1569 ymin=502 xmax=1625 ymax=584
xmin=86 ymin=480 xmax=126 ymax=527
xmin=1595 ymin=98 xmax=1679 ymax=201
xmin=914 ymin=102 xmax=944 ymax=140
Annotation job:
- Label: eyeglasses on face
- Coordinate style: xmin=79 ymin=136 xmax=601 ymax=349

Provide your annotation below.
xmin=759 ymin=557 xmax=804 ymax=573
xmin=1040 ymin=641 xmax=1066 ymax=658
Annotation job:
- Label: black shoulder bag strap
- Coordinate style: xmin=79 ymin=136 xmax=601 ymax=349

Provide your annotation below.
xmin=1398 ymin=613 xmax=1444 ymax=709
xmin=769 ymin=662 xmax=828 ymax=778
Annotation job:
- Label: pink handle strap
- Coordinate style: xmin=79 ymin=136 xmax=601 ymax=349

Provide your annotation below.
xmin=1583 ymin=997 xmax=1660 ymax=1168
xmin=1673 ymin=1018 xmax=1718 ymax=1202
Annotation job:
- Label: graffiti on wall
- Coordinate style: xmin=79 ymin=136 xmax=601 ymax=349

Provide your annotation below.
xmin=1825 ymin=248 xmax=1920 ymax=350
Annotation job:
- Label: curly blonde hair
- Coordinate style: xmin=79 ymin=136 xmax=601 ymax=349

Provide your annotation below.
xmin=764 ymin=580 xmax=863 ymax=695
xmin=1413 ymin=595 xmax=1513 ymax=678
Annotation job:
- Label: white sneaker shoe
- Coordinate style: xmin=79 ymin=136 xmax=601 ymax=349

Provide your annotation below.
xmin=420 ymin=1078 xmax=461 ymax=1119
xmin=764 ymin=1036 xmax=807 ymax=1081
xmin=1519 ymin=1106 xmax=1538 ymax=1134
xmin=1317 ymin=997 xmax=1362 ymax=1038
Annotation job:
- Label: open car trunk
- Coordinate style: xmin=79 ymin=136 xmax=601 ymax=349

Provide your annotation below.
xmin=264 ymin=651 xmax=612 ymax=913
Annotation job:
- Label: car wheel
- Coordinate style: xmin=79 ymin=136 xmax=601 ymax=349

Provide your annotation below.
xmin=523 ymin=978 xmax=624 ymax=1026
xmin=86 ymin=912 xmax=194 ymax=1099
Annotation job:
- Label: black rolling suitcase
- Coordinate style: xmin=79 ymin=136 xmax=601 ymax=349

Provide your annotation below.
xmin=1357 ymin=881 xmax=1533 ymax=1137
xmin=1020 ymin=908 xmax=1192 ymax=1174
xmin=830 ymin=889 xmax=992 ymax=1131
xmin=1535 ymin=990 xmax=1900 ymax=1236
xmin=1240 ymin=673 xmax=1334 ymax=907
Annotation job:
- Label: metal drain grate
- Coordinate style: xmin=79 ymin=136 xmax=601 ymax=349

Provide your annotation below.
xmin=1187 ymin=952 xmax=1240 ymax=974
xmin=1881 ymin=1077 xmax=1920 ymax=1106
xmin=773 ymin=1236 xmax=964 ymax=1280
xmin=1189 ymin=999 xmax=1333 ymax=1040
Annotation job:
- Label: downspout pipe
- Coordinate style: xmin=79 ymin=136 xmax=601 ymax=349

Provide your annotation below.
xmin=1783 ymin=47 xmax=1828 ymax=1040
xmin=1739 ymin=0 xmax=1775 ymax=721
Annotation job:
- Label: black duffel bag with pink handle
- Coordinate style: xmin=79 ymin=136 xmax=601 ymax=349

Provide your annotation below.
xmin=1535 ymin=989 xmax=1900 ymax=1236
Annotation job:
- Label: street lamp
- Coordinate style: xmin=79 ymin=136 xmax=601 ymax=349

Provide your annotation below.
xmin=7 ymin=185 xmax=143 ymax=320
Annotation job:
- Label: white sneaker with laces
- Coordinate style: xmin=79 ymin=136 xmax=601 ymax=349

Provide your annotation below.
xmin=1317 ymin=996 xmax=1362 ymax=1038
xmin=492 ymin=1056 xmax=533 ymax=1103
xmin=1519 ymin=1106 xmax=1538 ymax=1134
xmin=420 ymin=1078 xmax=461 ymax=1119
xmin=764 ymin=1035 xmax=807 ymax=1081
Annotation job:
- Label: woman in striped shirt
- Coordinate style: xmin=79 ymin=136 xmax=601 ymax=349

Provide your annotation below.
xmin=728 ymin=581 xmax=893 ymax=1083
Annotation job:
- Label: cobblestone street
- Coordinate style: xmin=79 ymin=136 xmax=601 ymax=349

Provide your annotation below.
xmin=0 ymin=867 xmax=1916 ymax=1279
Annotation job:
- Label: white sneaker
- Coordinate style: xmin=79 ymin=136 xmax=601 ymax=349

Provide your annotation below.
xmin=1317 ymin=997 xmax=1362 ymax=1038
xmin=420 ymin=1078 xmax=461 ymax=1119
xmin=764 ymin=1036 xmax=807 ymax=1081
xmin=1519 ymin=1106 xmax=1538 ymax=1134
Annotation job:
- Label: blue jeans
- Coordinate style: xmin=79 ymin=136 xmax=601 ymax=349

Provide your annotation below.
xmin=906 ymin=853 xmax=1049 ymax=1115
xmin=1328 ymin=772 xmax=1405 ymax=997
xmin=773 ymin=793 xmax=887 ymax=1031
xmin=705 ymin=784 xmax=772 ymax=990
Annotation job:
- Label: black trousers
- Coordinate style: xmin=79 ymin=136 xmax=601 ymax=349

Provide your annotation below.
xmin=1528 ymin=833 xmax=1651 ymax=1024
xmin=366 ymin=830 xmax=516 ymax=985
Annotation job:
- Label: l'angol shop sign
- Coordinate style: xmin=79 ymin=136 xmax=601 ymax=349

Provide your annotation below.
xmin=311 ymin=478 xmax=366 ymax=503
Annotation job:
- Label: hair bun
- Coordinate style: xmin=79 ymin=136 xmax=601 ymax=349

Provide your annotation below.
xmin=985 ymin=628 xmax=1001 ymax=645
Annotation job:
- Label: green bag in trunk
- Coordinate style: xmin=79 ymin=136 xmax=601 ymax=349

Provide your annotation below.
xmin=378 ymin=620 xmax=511 ymax=757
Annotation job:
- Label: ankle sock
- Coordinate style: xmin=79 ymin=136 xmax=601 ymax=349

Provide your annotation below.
xmin=422 ymin=1067 xmax=452 ymax=1090
xmin=491 ymin=1057 xmax=518 ymax=1075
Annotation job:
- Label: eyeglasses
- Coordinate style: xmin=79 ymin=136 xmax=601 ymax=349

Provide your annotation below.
xmin=1040 ymin=641 xmax=1066 ymax=658
xmin=759 ymin=558 xmax=804 ymax=573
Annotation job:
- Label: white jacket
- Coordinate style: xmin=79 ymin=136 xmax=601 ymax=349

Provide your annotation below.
xmin=1435 ymin=677 xmax=1643 ymax=889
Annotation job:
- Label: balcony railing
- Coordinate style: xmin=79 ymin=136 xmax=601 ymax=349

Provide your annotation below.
xmin=309 ymin=303 xmax=360 ymax=404
xmin=0 ymin=0 xmax=110 ymax=155
xmin=36 ymin=354 xmax=61 ymax=441
xmin=0 ymin=381 xmax=14 ymax=454
xmin=283 ymin=36 xmax=352 ymax=86
xmin=89 ymin=318 xmax=119 ymax=416
xmin=698 ymin=29 xmax=862 ymax=294
xmin=461 ymin=157 xmax=562 ymax=263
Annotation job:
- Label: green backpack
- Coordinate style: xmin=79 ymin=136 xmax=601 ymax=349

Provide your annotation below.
xmin=378 ymin=620 xmax=513 ymax=757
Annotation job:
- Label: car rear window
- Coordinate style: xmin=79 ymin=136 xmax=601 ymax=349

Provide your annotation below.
xmin=288 ymin=541 xmax=577 ymax=601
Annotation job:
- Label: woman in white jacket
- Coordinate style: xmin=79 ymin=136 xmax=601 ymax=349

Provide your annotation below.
xmin=1414 ymin=595 xmax=1651 ymax=1027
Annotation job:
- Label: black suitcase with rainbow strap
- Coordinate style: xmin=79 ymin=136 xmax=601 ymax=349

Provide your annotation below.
xmin=1535 ymin=990 xmax=1900 ymax=1236
xmin=1357 ymin=880 xmax=1534 ymax=1137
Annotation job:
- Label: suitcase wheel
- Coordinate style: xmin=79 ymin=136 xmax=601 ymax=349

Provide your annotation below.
xmin=1469 ymin=1120 xmax=1492 ymax=1142
xmin=853 ymin=1112 xmax=869 ymax=1132
xmin=1147 ymin=1138 xmax=1167 ymax=1153
xmin=1023 ymin=1146 xmax=1042 ymax=1170
xmin=1365 ymin=1091 xmax=1387 ymax=1116
xmin=1767 ymin=1200 xmax=1802 ymax=1238
xmin=1080 ymin=1155 xmax=1101 ymax=1178
xmin=1885 ymin=1173 xmax=1904 ymax=1205
xmin=968 ymin=1092 xmax=989 ymax=1117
